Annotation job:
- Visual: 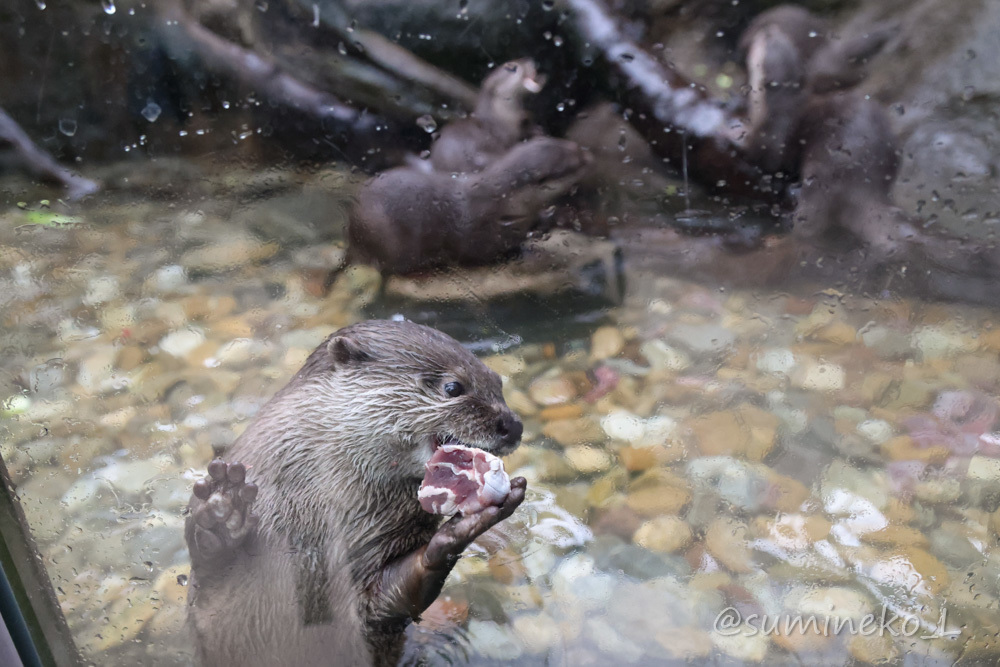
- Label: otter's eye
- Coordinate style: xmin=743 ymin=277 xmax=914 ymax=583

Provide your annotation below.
xmin=443 ymin=381 xmax=465 ymax=398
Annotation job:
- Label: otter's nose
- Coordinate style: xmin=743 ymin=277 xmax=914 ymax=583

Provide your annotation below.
xmin=496 ymin=412 xmax=523 ymax=446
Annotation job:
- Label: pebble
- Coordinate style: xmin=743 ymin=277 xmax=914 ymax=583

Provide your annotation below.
xmin=503 ymin=387 xmax=539 ymax=416
xmin=464 ymin=620 xmax=523 ymax=660
xmin=149 ymin=265 xmax=188 ymax=293
xmin=590 ymin=326 xmax=625 ymax=361
xmin=812 ymin=320 xmax=857 ymax=345
xmin=512 ymin=613 xmax=561 ymax=654
xmin=654 ymin=627 xmax=712 ymax=659
xmin=870 ymin=546 xmax=950 ymax=595
xmin=913 ymin=478 xmax=962 ymax=504
xmin=633 ymin=516 xmax=692 ymax=554
xmin=968 ymin=455 xmax=1000 ymax=482
xmin=75 ymin=346 xmax=120 ymax=394
xmin=667 ymin=323 xmax=735 ymax=356
xmin=181 ymin=235 xmax=278 ymax=273
xmin=860 ymin=325 xmax=913 ymax=359
xmin=528 ymin=375 xmax=578 ymax=406
xmin=711 ymin=628 xmax=769 ymax=662
xmin=756 ymin=347 xmax=796 ymax=375
xmin=564 ymin=445 xmax=613 ymax=474
xmin=583 ymin=618 xmax=643 ymax=663
xmin=539 ymin=404 xmax=584 ymax=421
xmin=639 ymin=339 xmax=691 ymax=371
xmin=848 ymin=633 xmax=899 ymax=664
xmin=625 ymin=485 xmax=690 ymax=516
xmin=158 ymin=327 xmax=207 ymax=358
xmin=601 ymin=410 xmax=646 ymax=442
xmin=83 ymin=276 xmax=120 ymax=306
xmin=881 ymin=435 xmax=950 ymax=464
xmin=551 ymin=554 xmax=615 ymax=612
xmin=705 ymin=517 xmax=754 ymax=573
xmin=861 ymin=524 xmax=930 ymax=548
xmin=601 ymin=411 xmax=677 ymax=449
xmin=857 ymin=419 xmax=894 ymax=444
xmin=911 ymin=325 xmax=978 ymax=359
xmin=791 ymin=359 xmax=846 ymax=392
xmin=687 ymin=403 xmax=779 ymax=461
xmin=542 ymin=417 xmax=604 ymax=446
xmin=483 ymin=354 xmax=526 ymax=377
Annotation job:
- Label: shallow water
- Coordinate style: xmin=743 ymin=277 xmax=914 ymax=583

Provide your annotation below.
xmin=2 ymin=158 xmax=999 ymax=666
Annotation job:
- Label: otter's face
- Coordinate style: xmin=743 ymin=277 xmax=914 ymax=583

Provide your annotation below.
xmin=484 ymin=58 xmax=544 ymax=103
xmin=409 ymin=365 xmax=523 ymax=473
xmin=306 ymin=320 xmax=523 ymax=480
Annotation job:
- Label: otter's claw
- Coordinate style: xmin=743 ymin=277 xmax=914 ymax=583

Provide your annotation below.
xmin=423 ymin=476 xmax=526 ymax=571
xmin=187 ymin=460 xmax=259 ymax=567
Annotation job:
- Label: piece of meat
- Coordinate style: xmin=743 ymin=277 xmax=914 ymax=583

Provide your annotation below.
xmin=418 ymin=443 xmax=511 ymax=516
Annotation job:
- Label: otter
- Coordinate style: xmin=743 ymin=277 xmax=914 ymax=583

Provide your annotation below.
xmin=735 ymin=6 xmax=915 ymax=267
xmin=739 ymin=5 xmax=897 ymax=96
xmin=349 ymin=136 xmax=590 ymax=274
xmin=428 ymin=58 xmax=543 ymax=173
xmin=185 ymin=320 xmax=527 ymax=667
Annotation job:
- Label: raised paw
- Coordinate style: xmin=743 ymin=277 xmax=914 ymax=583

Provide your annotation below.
xmin=423 ymin=476 xmax=526 ymax=571
xmin=186 ymin=459 xmax=259 ymax=567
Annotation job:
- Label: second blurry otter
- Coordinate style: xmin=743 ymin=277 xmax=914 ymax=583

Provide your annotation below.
xmin=736 ymin=4 xmax=913 ymax=264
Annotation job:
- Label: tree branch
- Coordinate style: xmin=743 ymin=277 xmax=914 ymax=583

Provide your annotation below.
xmin=566 ymin=0 xmax=777 ymax=202
xmin=0 ymin=107 xmax=98 ymax=200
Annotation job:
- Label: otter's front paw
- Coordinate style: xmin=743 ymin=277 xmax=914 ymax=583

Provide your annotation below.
xmin=422 ymin=477 xmax=526 ymax=571
xmin=188 ymin=460 xmax=259 ymax=565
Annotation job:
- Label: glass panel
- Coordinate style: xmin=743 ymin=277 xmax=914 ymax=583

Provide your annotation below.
xmin=1 ymin=1 xmax=998 ymax=665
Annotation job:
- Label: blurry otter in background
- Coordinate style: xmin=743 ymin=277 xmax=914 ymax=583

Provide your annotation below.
xmin=345 ymin=59 xmax=595 ymax=276
xmin=349 ymin=137 xmax=590 ymax=274
xmin=735 ymin=4 xmax=916 ymax=267
xmin=428 ymin=58 xmax=544 ymax=173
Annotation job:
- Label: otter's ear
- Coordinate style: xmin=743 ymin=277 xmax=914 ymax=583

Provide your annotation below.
xmin=327 ymin=335 xmax=372 ymax=366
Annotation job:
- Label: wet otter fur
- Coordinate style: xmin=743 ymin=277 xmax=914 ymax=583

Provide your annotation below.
xmin=349 ymin=136 xmax=590 ymax=274
xmin=429 ymin=58 xmax=543 ymax=173
xmin=185 ymin=320 xmax=526 ymax=667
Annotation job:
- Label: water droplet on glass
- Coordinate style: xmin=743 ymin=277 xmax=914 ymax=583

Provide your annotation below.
xmin=416 ymin=115 xmax=437 ymax=133
xmin=35 ymin=0 xmax=46 ymax=8
xmin=541 ymin=0 xmax=554 ymax=9
xmin=338 ymin=41 xmax=347 ymax=55
xmin=177 ymin=574 xmax=189 ymax=586
xmin=58 ymin=119 xmax=77 ymax=137
xmin=962 ymin=86 xmax=976 ymax=101
xmin=101 ymin=0 xmax=116 ymax=15
xmin=143 ymin=561 xmax=154 ymax=572
xmin=553 ymin=35 xmax=563 ymax=47
xmin=556 ymin=102 xmax=566 ymax=112
xmin=620 ymin=52 xmax=634 ymax=63
xmin=141 ymin=100 xmax=162 ymax=123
